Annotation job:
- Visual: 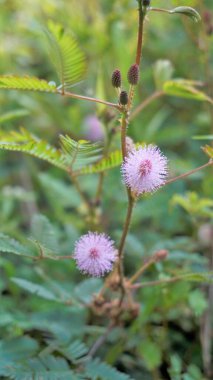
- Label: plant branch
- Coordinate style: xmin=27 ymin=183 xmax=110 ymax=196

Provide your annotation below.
xmin=165 ymin=160 xmax=213 ymax=186
xmin=60 ymin=90 xmax=121 ymax=110
xmin=130 ymin=90 xmax=164 ymax=120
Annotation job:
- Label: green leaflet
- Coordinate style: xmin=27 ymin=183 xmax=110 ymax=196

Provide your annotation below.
xmin=0 ymin=75 xmax=57 ymax=92
xmin=0 ymin=128 xmax=68 ymax=171
xmin=85 ymin=358 xmax=132 ymax=380
xmin=60 ymin=135 xmax=103 ymax=170
xmin=0 ymin=232 xmax=32 ymax=257
xmin=163 ymin=80 xmax=212 ymax=103
xmin=0 ymin=355 xmax=82 ymax=380
xmin=46 ymin=21 xmax=87 ymax=89
xmin=77 ymin=149 xmax=122 ymax=175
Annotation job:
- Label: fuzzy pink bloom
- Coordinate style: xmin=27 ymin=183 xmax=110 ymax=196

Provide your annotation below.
xmin=121 ymin=145 xmax=168 ymax=195
xmin=74 ymin=232 xmax=117 ymax=277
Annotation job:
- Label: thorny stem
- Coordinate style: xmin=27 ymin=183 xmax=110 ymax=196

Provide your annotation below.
xmin=165 ymin=160 xmax=213 ymax=186
xmin=129 ymin=275 xmax=198 ymax=289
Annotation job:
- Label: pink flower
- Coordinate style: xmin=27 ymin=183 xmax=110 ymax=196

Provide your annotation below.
xmin=74 ymin=232 xmax=117 ymax=277
xmin=84 ymin=115 xmax=104 ymax=141
xmin=121 ymin=145 xmax=168 ymax=195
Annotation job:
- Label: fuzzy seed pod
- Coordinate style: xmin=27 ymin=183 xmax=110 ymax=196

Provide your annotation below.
xmin=119 ymin=90 xmax=128 ymax=106
xmin=127 ymin=64 xmax=139 ymax=86
xmin=143 ymin=0 xmax=151 ymax=6
xmin=111 ymin=69 xmax=121 ymax=88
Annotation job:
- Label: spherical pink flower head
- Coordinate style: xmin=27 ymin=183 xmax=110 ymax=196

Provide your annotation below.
xmin=74 ymin=232 xmax=117 ymax=277
xmin=121 ymin=145 xmax=168 ymax=195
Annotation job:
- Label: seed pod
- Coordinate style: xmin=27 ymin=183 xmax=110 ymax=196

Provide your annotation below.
xmin=119 ymin=90 xmax=128 ymax=106
xmin=111 ymin=69 xmax=121 ymax=88
xmin=127 ymin=64 xmax=139 ymax=86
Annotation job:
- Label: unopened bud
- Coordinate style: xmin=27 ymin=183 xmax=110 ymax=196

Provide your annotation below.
xmin=112 ymin=69 xmax=121 ymax=88
xmin=127 ymin=64 xmax=140 ymax=86
xmin=119 ymin=90 xmax=128 ymax=106
xmin=155 ymin=249 xmax=168 ymax=261
xmin=143 ymin=0 xmax=151 ymax=6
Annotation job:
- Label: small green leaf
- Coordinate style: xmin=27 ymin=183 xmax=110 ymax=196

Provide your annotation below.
xmin=11 ymin=277 xmax=60 ymax=302
xmin=0 ymin=75 xmax=57 ymax=93
xmin=85 ymin=358 xmax=131 ymax=380
xmin=163 ymin=80 xmax=211 ymax=102
xmin=170 ymin=6 xmax=201 ymax=22
xmin=188 ymin=289 xmax=208 ymax=316
xmin=139 ymin=340 xmax=162 ymax=370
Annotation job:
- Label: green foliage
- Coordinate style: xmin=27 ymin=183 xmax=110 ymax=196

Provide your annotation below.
xmin=79 ymin=149 xmax=122 ymax=175
xmin=0 ymin=128 xmax=69 ymax=171
xmin=11 ymin=277 xmax=61 ymax=302
xmin=60 ymin=134 xmax=103 ymax=170
xmin=0 ymin=233 xmax=32 ymax=257
xmin=172 ymin=192 xmax=213 ymax=218
xmin=46 ymin=21 xmax=86 ymax=90
xmin=169 ymin=6 xmax=201 ymax=22
xmin=163 ymin=80 xmax=212 ymax=102
xmin=202 ymin=144 xmax=213 ymax=159
xmin=0 ymin=355 xmax=81 ymax=380
xmin=0 ymin=76 xmax=57 ymax=93
xmin=85 ymin=358 xmax=131 ymax=380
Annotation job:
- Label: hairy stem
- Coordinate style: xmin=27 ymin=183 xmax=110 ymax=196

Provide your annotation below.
xmin=165 ymin=160 xmax=213 ymax=186
xmin=129 ymin=256 xmax=158 ymax=284
xmin=130 ymin=90 xmax=164 ymax=120
xmin=61 ymin=90 xmax=121 ymax=110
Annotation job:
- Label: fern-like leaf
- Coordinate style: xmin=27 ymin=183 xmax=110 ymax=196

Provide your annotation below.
xmin=0 ymin=75 xmax=57 ymax=93
xmin=0 ymin=233 xmax=32 ymax=257
xmin=46 ymin=21 xmax=86 ymax=90
xmin=85 ymin=358 xmax=131 ymax=380
xmin=0 ymin=128 xmax=69 ymax=171
xmin=60 ymin=135 xmax=103 ymax=170
xmin=77 ymin=149 xmax=122 ymax=175
xmin=0 ymin=355 xmax=83 ymax=380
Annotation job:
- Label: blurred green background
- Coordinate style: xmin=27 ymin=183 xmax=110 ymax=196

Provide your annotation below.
xmin=0 ymin=1 xmax=212 ymax=379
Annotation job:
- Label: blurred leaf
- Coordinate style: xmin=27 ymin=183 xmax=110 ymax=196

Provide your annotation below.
xmin=0 ymin=233 xmax=32 ymax=257
xmin=31 ymin=214 xmax=60 ymax=253
xmin=85 ymin=358 xmax=131 ymax=380
xmin=0 ymin=355 xmax=81 ymax=380
xmin=74 ymin=278 xmax=103 ymax=303
xmin=0 ymin=128 xmax=69 ymax=171
xmin=11 ymin=277 xmax=60 ymax=302
xmin=0 ymin=76 xmax=57 ymax=93
xmin=153 ymin=60 xmax=174 ymax=90
xmin=202 ymin=145 xmax=213 ymax=159
xmin=163 ymin=80 xmax=211 ymax=102
xmin=60 ymin=135 xmax=103 ymax=170
xmin=46 ymin=21 xmax=86 ymax=90
xmin=169 ymin=6 xmax=201 ymax=22
xmin=192 ymin=135 xmax=213 ymax=140
xmin=139 ymin=340 xmax=162 ymax=370
xmin=0 ymin=336 xmax=38 ymax=362
xmin=57 ymin=340 xmax=88 ymax=362
xmin=171 ymin=192 xmax=213 ymax=218
xmin=188 ymin=289 xmax=208 ymax=316
xmin=0 ymin=109 xmax=30 ymax=124
xmin=78 ymin=149 xmax=122 ymax=175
